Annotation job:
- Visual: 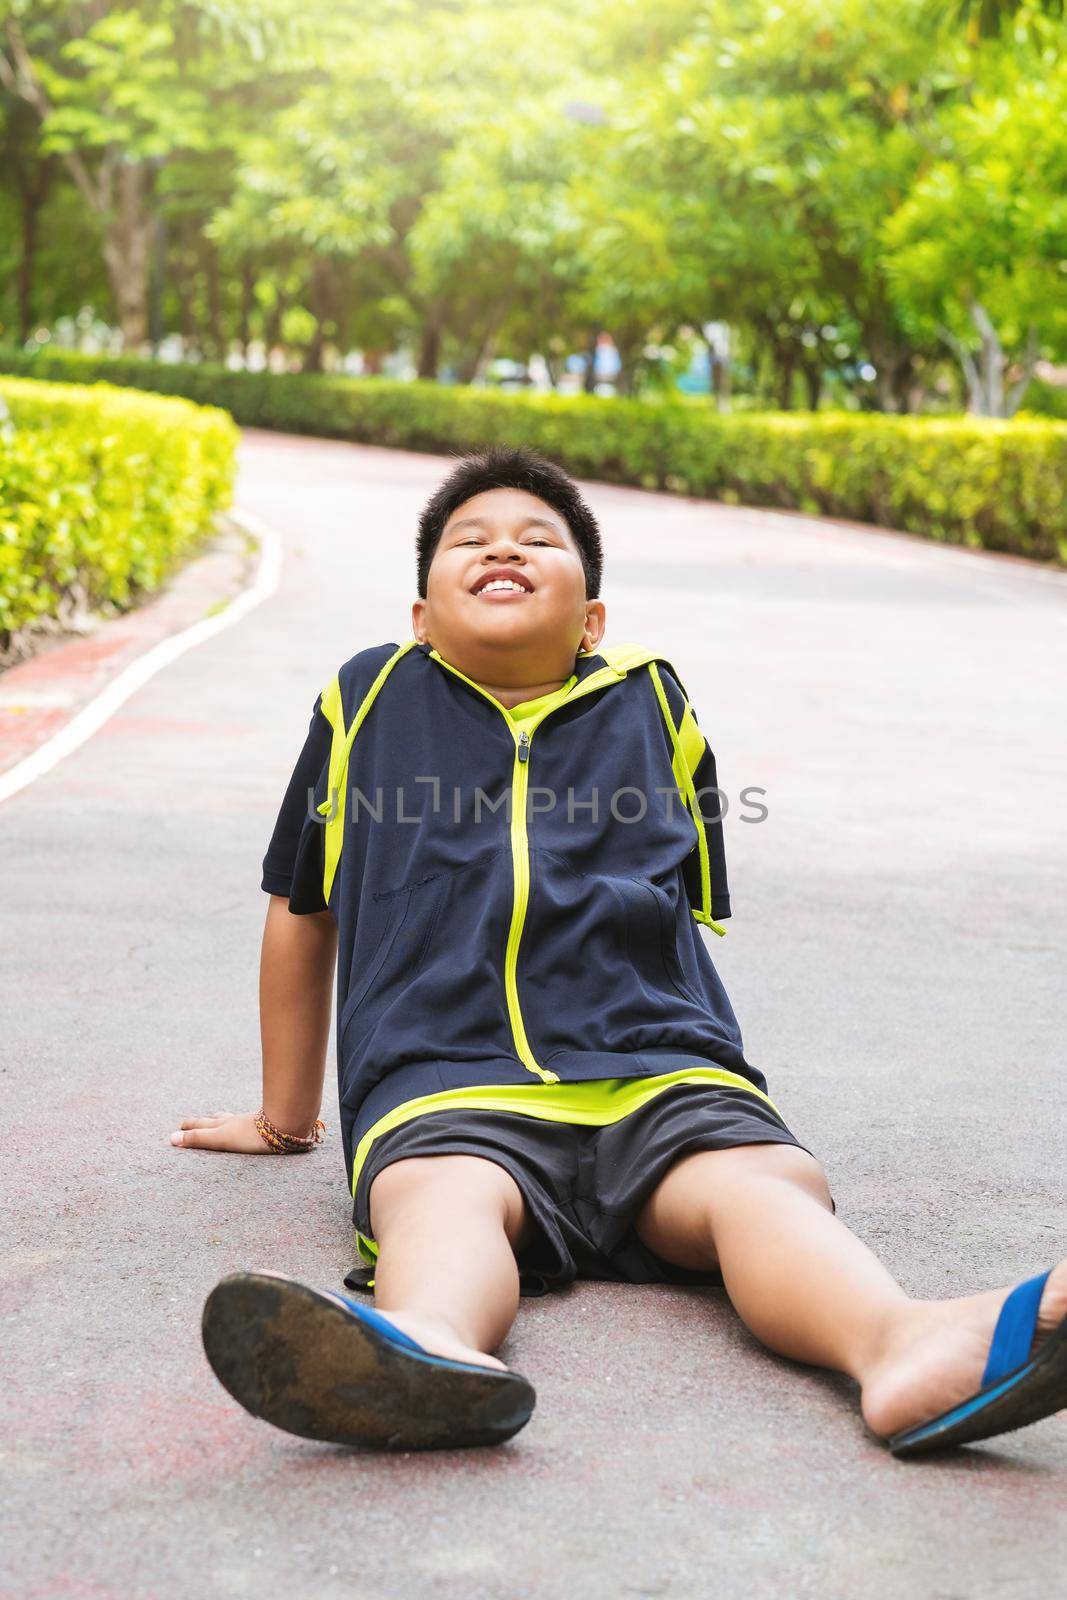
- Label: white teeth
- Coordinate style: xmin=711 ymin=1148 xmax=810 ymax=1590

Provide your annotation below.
xmin=477 ymin=579 xmax=527 ymax=594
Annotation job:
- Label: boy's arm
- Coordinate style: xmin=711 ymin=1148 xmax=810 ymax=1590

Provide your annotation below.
xmin=171 ymin=684 xmax=338 ymax=1155
xmin=170 ymin=896 xmax=337 ymax=1152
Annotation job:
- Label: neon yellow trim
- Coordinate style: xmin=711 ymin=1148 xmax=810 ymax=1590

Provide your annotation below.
xmin=503 ymin=740 xmax=550 ymax=1077
xmin=316 ymin=641 xmax=419 ymax=904
xmin=318 ymin=675 xmax=347 ymax=905
xmin=504 ymin=675 xmax=578 ymax=735
xmin=647 ymin=663 xmax=724 ymax=938
xmin=595 ymin=643 xmax=665 ymax=674
xmin=350 ymin=1064 xmax=782 ymax=1232
xmin=566 ymin=646 xmax=664 ymax=705
xmin=677 ymin=700 xmax=706 ymax=783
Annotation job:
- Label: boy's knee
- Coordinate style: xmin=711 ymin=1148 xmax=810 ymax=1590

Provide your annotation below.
xmin=737 ymin=1143 xmax=834 ymax=1210
xmin=668 ymin=1141 xmax=834 ymax=1212
xmin=369 ymin=1153 xmax=528 ymax=1241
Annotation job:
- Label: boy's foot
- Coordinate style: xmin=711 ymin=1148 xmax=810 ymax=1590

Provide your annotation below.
xmin=373 ymin=1309 xmax=508 ymax=1371
xmin=201 ymin=1271 xmax=536 ymax=1450
xmin=861 ymin=1257 xmax=1067 ymax=1451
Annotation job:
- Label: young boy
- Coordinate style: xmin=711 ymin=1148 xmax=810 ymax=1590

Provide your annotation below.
xmin=173 ymin=447 xmax=1066 ymax=1456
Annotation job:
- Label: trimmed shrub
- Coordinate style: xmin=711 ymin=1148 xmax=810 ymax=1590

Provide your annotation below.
xmin=1 ymin=347 xmax=1064 ymax=564
xmin=0 ymin=374 xmax=238 ymax=649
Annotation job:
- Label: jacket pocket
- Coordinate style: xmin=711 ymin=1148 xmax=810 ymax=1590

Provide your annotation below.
xmin=618 ymin=875 xmax=706 ymax=1008
xmin=524 ymin=851 xmax=707 ymax=1062
xmin=338 ymin=848 xmax=511 ymax=1070
xmin=339 ymin=881 xmax=440 ymax=1052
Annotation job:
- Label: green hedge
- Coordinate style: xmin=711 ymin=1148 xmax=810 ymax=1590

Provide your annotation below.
xmin=0 ymin=375 xmax=238 ymax=648
xmin=2 ymin=346 xmax=1065 ymax=564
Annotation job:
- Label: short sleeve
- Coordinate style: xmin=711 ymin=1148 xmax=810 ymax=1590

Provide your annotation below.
xmin=655 ymin=665 xmax=731 ymax=924
xmin=261 ymin=695 xmax=334 ymax=914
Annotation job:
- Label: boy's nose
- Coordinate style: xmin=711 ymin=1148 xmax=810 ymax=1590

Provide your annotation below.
xmin=480 ymin=549 xmax=527 ymax=570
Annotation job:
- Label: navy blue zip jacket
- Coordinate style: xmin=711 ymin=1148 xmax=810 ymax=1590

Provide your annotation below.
xmin=262 ymin=639 xmax=766 ymax=1192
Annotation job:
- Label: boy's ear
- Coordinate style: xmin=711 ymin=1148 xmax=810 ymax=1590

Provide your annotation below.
xmin=581 ymin=600 xmax=607 ymax=654
xmin=411 ymin=598 xmax=427 ymax=641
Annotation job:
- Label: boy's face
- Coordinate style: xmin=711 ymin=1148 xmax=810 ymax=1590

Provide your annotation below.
xmin=412 ymin=487 xmax=606 ymax=685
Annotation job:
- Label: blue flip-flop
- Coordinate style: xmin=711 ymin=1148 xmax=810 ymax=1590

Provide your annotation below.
xmin=889 ymin=1269 xmax=1067 ymax=1458
xmin=201 ymin=1270 xmax=536 ymax=1450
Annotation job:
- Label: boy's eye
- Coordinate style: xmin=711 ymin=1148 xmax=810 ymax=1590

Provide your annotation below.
xmin=457 ymin=536 xmax=552 ymax=547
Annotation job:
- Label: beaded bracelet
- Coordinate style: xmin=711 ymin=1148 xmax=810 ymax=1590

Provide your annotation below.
xmin=254 ymin=1108 xmax=326 ymax=1154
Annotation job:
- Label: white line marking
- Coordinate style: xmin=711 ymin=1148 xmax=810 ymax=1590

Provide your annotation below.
xmin=0 ymin=508 xmax=282 ymax=805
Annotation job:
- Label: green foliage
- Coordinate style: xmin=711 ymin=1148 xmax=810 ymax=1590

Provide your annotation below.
xmin=4 ymin=0 xmax=1067 ymax=409
xmin=953 ymin=0 xmax=1065 ymax=40
xmin=881 ymin=40 xmax=1067 ymax=409
xmin=0 ymin=371 xmax=237 ymax=645
xmin=3 ymin=346 xmax=1062 ymax=564
xmin=1021 ymin=377 xmax=1067 ymax=419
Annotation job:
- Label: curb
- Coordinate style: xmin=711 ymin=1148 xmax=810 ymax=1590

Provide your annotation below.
xmin=0 ymin=508 xmax=282 ymax=806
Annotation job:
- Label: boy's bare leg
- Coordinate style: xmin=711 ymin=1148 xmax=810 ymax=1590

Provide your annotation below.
xmin=634 ymin=1142 xmax=1067 ymax=1439
xmin=367 ymin=1154 xmax=532 ymax=1372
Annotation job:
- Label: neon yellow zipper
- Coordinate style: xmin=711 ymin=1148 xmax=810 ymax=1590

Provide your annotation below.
xmin=428 ymin=648 xmax=560 ymax=1084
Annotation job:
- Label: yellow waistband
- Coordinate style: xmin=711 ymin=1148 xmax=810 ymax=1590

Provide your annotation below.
xmin=351 ymin=1066 xmax=781 ymax=1262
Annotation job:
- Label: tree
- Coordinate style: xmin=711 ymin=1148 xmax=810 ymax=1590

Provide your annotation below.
xmin=598 ymin=0 xmax=966 ymax=411
xmin=211 ymin=0 xmax=592 ymax=377
xmin=0 ymin=1 xmax=323 ymax=347
xmin=953 ymin=0 xmax=1064 ymax=38
xmin=882 ymin=46 xmax=1067 ymax=414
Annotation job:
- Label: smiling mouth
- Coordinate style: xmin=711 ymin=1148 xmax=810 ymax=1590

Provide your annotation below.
xmin=470 ymin=575 xmax=534 ymax=597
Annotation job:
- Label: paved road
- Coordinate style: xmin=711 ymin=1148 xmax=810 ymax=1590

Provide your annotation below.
xmin=4 ymin=429 xmax=1065 ymax=1599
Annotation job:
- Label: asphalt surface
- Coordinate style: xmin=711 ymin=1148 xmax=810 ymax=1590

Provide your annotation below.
xmin=3 ymin=428 xmax=1065 ymax=1599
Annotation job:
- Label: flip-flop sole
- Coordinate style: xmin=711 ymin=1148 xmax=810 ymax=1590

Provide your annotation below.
xmin=890 ymin=1315 xmax=1067 ymax=1458
xmin=201 ymin=1271 xmax=536 ymax=1450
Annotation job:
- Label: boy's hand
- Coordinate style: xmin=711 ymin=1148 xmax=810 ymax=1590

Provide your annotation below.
xmin=169 ymin=1113 xmax=270 ymax=1153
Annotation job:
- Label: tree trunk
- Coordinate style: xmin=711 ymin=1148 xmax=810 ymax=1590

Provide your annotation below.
xmin=455 ymin=314 xmax=502 ymax=386
xmin=756 ymin=337 xmax=776 ymax=405
xmin=968 ymin=300 xmax=1005 ymax=416
xmin=1005 ymin=327 xmax=1039 ymax=418
xmin=1 ymin=26 xmax=154 ymax=349
xmin=16 ymin=169 xmax=46 ymax=341
xmin=417 ymin=320 xmax=441 ymax=381
xmin=614 ymin=331 xmax=642 ymax=397
xmin=265 ymin=294 xmax=285 ymax=356
xmin=238 ymin=261 xmax=255 ymax=359
xmin=859 ymin=312 xmax=917 ymax=413
xmin=147 ymin=213 xmax=166 ymax=354
xmin=302 ymin=258 xmax=337 ymax=373
xmin=872 ymin=361 xmax=896 ymax=413
xmin=100 ymin=160 xmax=153 ymax=350
xmin=801 ymin=362 xmax=821 ymax=411
xmin=870 ymin=349 xmax=915 ymax=414
xmin=939 ymin=303 xmax=1027 ymax=418
xmin=709 ymin=339 xmax=732 ymax=412
xmin=583 ymin=328 xmax=601 ymax=394
xmin=204 ymin=240 xmax=224 ymax=360
xmin=775 ymin=352 xmax=795 ymax=410
xmin=890 ymin=353 xmax=915 ymax=415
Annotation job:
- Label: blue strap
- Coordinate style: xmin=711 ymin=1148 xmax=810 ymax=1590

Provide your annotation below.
xmin=332 ymin=1294 xmax=426 ymax=1356
xmin=981 ymin=1271 xmax=1050 ymax=1387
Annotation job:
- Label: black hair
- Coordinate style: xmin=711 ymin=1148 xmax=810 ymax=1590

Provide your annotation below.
xmin=416 ymin=446 xmax=603 ymax=599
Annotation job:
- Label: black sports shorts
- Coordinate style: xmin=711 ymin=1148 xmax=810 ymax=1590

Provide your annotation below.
xmin=346 ymin=1083 xmax=833 ymax=1298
